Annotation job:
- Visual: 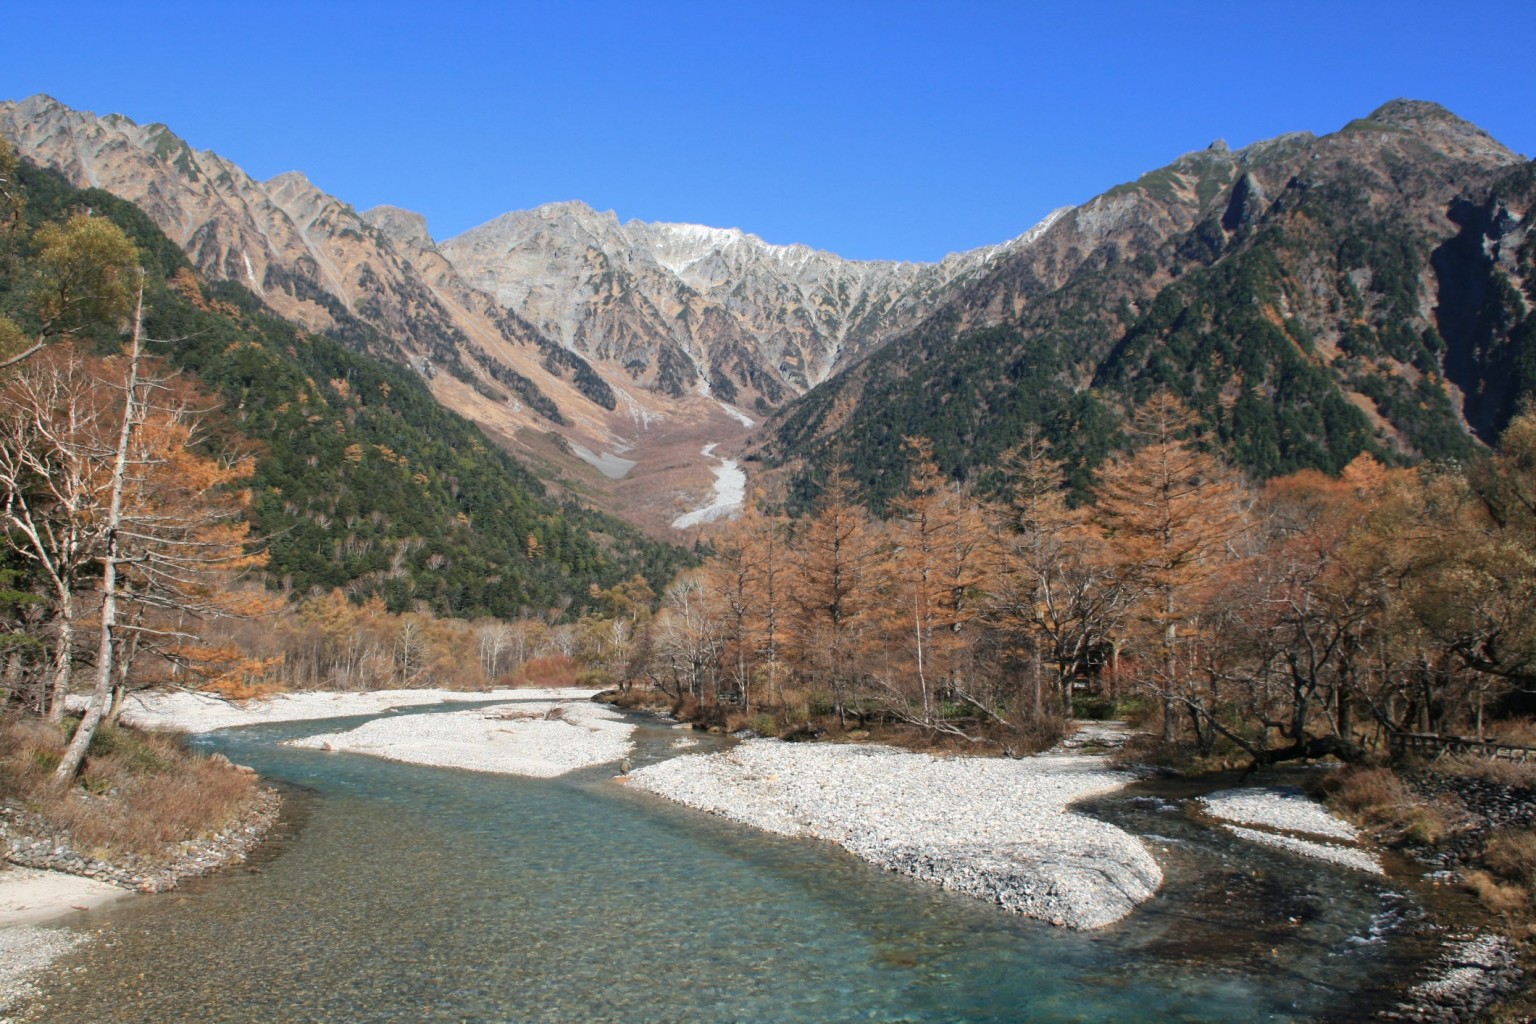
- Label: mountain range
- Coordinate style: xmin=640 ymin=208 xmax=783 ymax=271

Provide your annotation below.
xmin=3 ymin=95 xmax=1531 ymax=526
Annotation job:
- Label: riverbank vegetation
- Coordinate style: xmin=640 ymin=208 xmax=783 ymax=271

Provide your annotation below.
xmin=0 ymin=715 xmax=256 ymax=860
xmin=601 ymin=395 xmax=1536 ymax=769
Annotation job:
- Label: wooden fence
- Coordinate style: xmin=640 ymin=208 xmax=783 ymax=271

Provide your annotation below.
xmin=1389 ymin=731 xmax=1536 ymax=763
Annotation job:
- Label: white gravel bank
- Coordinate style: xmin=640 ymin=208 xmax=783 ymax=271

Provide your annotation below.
xmin=113 ymin=687 xmax=602 ymax=733
xmin=286 ymin=699 xmax=633 ymax=777
xmin=627 ymin=740 xmax=1162 ymax=929
xmin=1222 ymin=824 xmax=1385 ymax=874
xmin=1200 ymin=787 xmax=1360 ymax=840
xmin=1200 ymin=787 xmax=1383 ymax=874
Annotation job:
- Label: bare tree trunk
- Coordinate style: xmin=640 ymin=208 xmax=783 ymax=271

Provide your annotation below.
xmin=46 ymin=595 xmax=73 ymax=720
xmin=1031 ymin=645 xmax=1042 ymax=717
xmin=107 ymin=615 xmax=141 ymax=725
xmin=55 ymin=284 xmax=142 ymax=784
xmin=914 ymin=597 xmax=930 ymax=725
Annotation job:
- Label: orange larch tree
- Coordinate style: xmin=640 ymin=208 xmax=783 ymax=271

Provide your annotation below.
xmin=1093 ymin=390 xmax=1248 ymax=743
xmin=994 ymin=429 xmax=1136 ymax=719
xmin=789 ymin=464 xmax=881 ymax=728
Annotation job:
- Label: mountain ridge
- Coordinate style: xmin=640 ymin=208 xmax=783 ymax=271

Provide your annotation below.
xmin=753 ymin=98 xmax=1533 ymax=509
xmin=5 ymin=93 xmax=1528 ymax=528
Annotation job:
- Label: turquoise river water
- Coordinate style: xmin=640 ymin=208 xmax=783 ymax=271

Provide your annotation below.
xmin=21 ymin=701 xmax=1456 ymax=1023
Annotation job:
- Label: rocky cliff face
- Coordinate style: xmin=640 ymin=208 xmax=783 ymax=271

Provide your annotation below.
xmin=0 ymin=95 xmax=620 ymax=449
xmin=437 ymin=200 xmax=1054 ymax=408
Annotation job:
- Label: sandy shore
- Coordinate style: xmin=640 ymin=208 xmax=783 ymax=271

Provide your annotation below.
xmin=0 ymin=866 xmax=128 ymax=928
xmin=0 ymin=867 xmax=132 ymax=1018
xmin=286 ymin=698 xmax=633 ymax=777
xmin=627 ymin=738 xmax=1163 ymax=929
xmin=114 ymin=686 xmax=602 ymax=733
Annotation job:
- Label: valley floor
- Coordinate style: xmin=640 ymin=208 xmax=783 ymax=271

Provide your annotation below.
xmin=8 ymin=687 xmax=1514 ymax=1020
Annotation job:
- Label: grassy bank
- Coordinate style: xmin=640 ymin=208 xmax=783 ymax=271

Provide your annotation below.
xmin=0 ymin=713 xmax=269 ymax=880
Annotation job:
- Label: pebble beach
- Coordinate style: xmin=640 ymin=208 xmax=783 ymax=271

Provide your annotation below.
xmin=627 ymin=739 xmax=1164 ymax=929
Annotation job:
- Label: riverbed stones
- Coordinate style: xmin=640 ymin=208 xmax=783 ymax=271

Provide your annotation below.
xmin=1199 ymin=787 xmax=1384 ymax=874
xmin=0 ymin=924 xmax=83 ymax=1019
xmin=626 ymin=739 xmax=1163 ymax=929
xmin=285 ymin=699 xmax=634 ymax=777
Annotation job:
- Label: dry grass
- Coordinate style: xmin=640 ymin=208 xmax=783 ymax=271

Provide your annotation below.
xmin=1435 ymin=752 xmax=1536 ymax=788
xmin=1486 ymin=717 xmax=1536 ymax=748
xmin=0 ymin=713 xmax=255 ymax=859
xmin=1485 ymin=829 xmax=1536 ymax=889
xmin=1321 ymin=765 xmax=1455 ymax=846
xmin=1468 ymin=869 xmax=1532 ymax=917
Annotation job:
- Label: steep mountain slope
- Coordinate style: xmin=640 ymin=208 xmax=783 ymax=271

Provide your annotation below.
xmin=0 ymin=94 xmax=1053 ymax=533
xmin=3 ymin=158 xmax=693 ymax=615
xmin=439 ymin=201 xmax=1057 ymax=408
xmin=8 ymin=94 xmax=1528 ymax=529
xmin=758 ymin=101 xmax=1533 ymax=508
xmin=0 ymin=96 xmax=631 ymax=456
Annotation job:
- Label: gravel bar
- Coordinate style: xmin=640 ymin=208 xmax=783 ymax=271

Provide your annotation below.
xmin=627 ymin=739 xmax=1162 ymax=929
xmin=1199 ymin=786 xmax=1384 ymax=874
xmin=1221 ymin=824 xmax=1385 ymax=874
xmin=113 ymin=687 xmax=603 ymax=733
xmin=286 ymin=700 xmax=633 ymax=777
xmin=1200 ymin=787 xmax=1360 ymax=840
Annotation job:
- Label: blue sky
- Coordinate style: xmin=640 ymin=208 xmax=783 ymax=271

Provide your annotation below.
xmin=3 ymin=1 xmax=1531 ymax=262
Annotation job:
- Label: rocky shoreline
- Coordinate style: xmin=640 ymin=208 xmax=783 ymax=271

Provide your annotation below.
xmin=0 ymin=784 xmax=281 ymax=1021
xmin=1 ymin=786 xmax=281 ymax=894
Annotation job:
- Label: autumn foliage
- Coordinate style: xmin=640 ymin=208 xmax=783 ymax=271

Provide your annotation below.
xmin=637 ymin=389 xmax=1536 ymax=765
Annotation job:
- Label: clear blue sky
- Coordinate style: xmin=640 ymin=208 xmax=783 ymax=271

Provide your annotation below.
xmin=3 ymin=1 xmax=1531 ymax=262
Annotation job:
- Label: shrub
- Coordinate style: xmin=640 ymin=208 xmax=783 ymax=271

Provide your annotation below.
xmin=1485 ymin=829 xmax=1536 ymax=889
xmin=1322 ymin=766 xmax=1453 ymax=845
xmin=1007 ymin=713 xmax=1068 ymax=755
xmin=0 ymin=711 xmax=255 ymax=858
xmin=575 ymin=669 xmax=614 ymax=689
xmin=1467 ymin=869 xmax=1531 ymax=917
xmin=512 ymin=654 xmax=579 ymax=688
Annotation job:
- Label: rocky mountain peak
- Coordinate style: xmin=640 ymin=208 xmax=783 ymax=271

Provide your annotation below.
xmin=363 ymin=205 xmax=434 ymax=249
xmin=15 ymin=93 xmax=68 ymax=119
xmin=1362 ymin=98 xmax=1520 ymax=164
xmin=265 ymin=169 xmax=317 ymax=190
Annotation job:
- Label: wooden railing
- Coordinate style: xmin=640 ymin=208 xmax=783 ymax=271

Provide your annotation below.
xmin=1389 ymin=731 xmax=1536 ymax=763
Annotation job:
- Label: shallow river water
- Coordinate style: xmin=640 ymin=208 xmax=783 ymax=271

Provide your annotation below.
xmin=23 ymin=702 xmax=1455 ymax=1023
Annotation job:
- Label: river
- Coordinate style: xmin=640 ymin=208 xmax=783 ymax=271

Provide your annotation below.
xmin=19 ymin=701 xmax=1458 ymax=1023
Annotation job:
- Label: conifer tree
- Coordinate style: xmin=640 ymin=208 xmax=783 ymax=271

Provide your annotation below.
xmin=883 ymin=438 xmax=993 ymax=727
xmin=1094 ymin=391 xmax=1246 ymax=742
xmin=995 ymin=428 xmax=1134 ymax=718
xmin=790 ymin=464 xmax=879 ymax=728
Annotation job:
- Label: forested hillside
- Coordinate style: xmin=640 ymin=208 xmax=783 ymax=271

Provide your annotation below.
xmin=3 ymin=157 xmax=692 ymax=619
xmin=758 ymin=102 xmax=1535 ymax=510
